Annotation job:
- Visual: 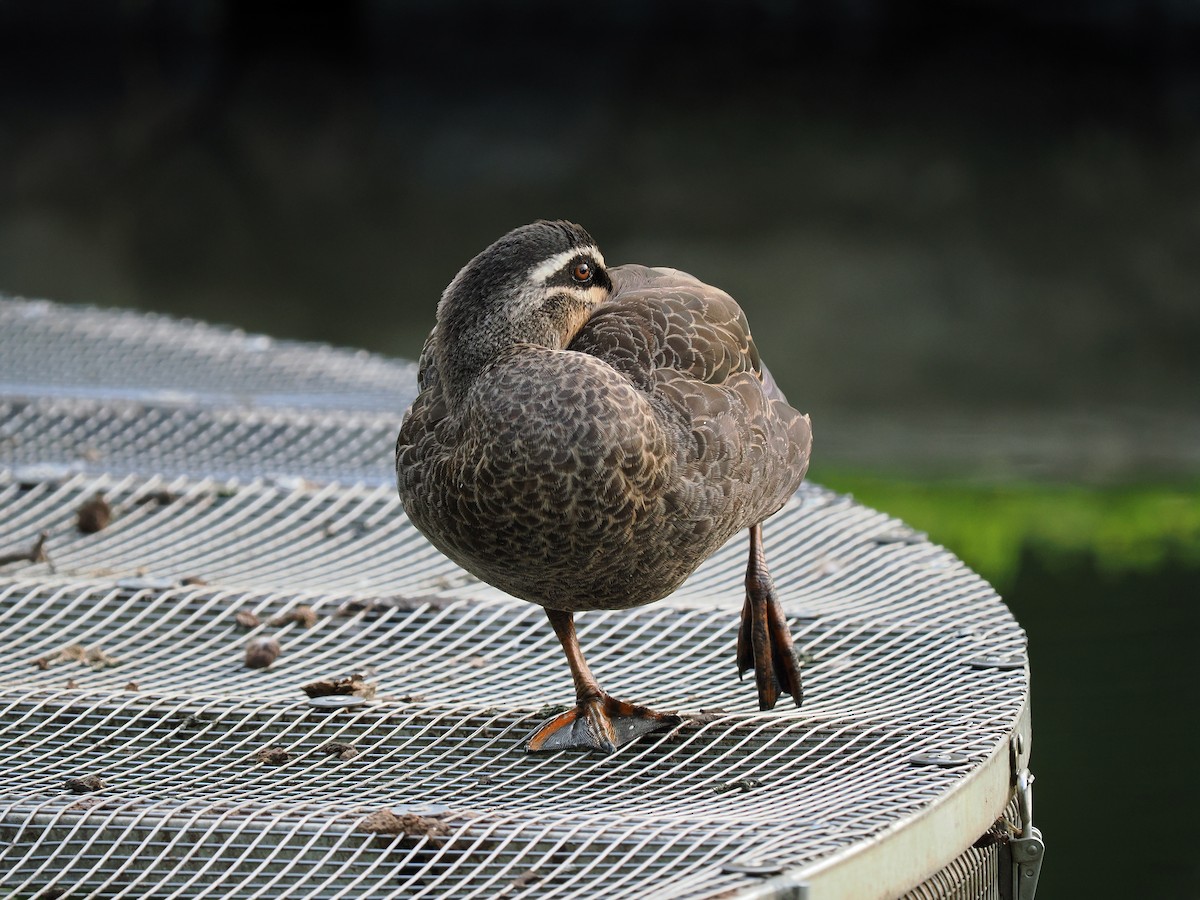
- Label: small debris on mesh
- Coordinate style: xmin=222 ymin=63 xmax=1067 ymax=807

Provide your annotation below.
xmin=665 ymin=709 xmax=726 ymax=742
xmin=251 ymin=745 xmax=290 ymax=765
xmin=124 ymin=681 xmax=139 ymax=691
xmin=408 ymin=595 xmax=458 ymax=609
xmin=244 ymin=636 xmax=281 ymax=669
xmin=335 ymin=598 xmax=383 ymax=617
xmin=460 ymin=655 xmax=487 ymax=669
xmin=76 ymin=493 xmax=113 ymax=534
xmin=872 ymin=526 xmax=927 ymax=545
xmin=396 ymin=693 xmax=427 ymax=703
xmin=0 ymin=531 xmax=51 ymax=568
xmin=264 ymin=475 xmax=321 ymax=492
xmin=511 ymin=871 xmax=543 ymax=888
xmin=814 ymin=556 xmax=844 ymax=577
xmin=64 ymin=679 xmax=77 ymax=689
xmin=335 ymin=595 xmax=454 ymax=617
xmin=63 ymin=774 xmax=106 ymax=793
xmin=531 ymin=703 xmax=571 ymax=719
xmin=181 ymin=575 xmax=208 ymax=586
xmin=318 ymin=741 xmax=360 ymax=761
xmin=135 ymin=490 xmax=176 ymax=506
xmin=268 ymin=605 xmax=318 ymax=628
xmin=66 ymin=795 xmax=104 ymax=811
xmin=321 ymin=520 xmax=373 ymax=539
xmin=355 ymin=810 xmax=451 ymax=837
xmin=85 ymin=647 xmax=120 ymax=670
xmin=34 ymin=643 xmax=120 ymax=671
xmin=117 ymin=575 xmax=178 ymax=591
xmin=713 ymin=777 xmax=763 ymax=794
xmin=301 ymin=673 xmax=375 ymax=699
xmin=35 ymin=644 xmax=85 ymax=668
xmin=234 ymin=609 xmax=261 ymax=629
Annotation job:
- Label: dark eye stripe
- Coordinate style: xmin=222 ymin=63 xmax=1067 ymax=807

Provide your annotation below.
xmin=544 ymin=257 xmax=610 ymax=291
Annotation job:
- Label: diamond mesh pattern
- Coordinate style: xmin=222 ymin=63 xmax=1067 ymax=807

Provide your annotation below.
xmin=0 ymin=297 xmax=1029 ymax=898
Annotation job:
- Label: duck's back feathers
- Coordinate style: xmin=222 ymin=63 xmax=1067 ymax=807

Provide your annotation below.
xmin=570 ymin=266 xmax=761 ymax=391
xmin=570 ymin=264 xmax=811 ymax=523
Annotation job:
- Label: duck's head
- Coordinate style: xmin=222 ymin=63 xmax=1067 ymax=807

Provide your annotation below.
xmin=434 ymin=220 xmax=613 ymax=404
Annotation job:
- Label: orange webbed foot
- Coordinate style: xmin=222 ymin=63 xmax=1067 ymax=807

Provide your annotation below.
xmin=526 ymin=693 xmax=679 ymax=753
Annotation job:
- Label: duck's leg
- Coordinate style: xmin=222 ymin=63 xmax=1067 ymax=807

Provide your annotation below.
xmin=526 ymin=608 xmax=679 ymax=753
xmin=737 ymin=522 xmax=804 ymax=710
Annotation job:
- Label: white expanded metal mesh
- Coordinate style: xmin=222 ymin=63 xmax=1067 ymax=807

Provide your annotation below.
xmin=0 ymin=297 xmax=1029 ymax=899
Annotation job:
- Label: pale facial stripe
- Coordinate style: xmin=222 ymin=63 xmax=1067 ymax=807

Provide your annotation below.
xmin=528 ymin=246 xmax=605 ymax=283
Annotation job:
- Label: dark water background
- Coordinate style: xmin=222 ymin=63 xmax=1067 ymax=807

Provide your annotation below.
xmin=2 ymin=4 xmax=1199 ymax=897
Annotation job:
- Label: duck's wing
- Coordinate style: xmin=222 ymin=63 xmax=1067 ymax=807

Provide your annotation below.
xmin=569 ymin=264 xmax=812 ymax=525
xmin=570 ymin=266 xmax=760 ymax=390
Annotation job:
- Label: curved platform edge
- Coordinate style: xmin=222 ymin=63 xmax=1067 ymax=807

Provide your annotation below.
xmin=750 ymin=693 xmax=1031 ymax=900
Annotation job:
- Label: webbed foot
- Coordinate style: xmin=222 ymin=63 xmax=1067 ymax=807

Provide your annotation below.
xmin=526 ymin=693 xmax=679 ymax=753
xmin=737 ymin=522 xmax=804 ymax=710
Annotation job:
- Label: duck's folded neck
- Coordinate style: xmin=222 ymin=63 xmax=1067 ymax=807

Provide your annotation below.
xmin=434 ymin=294 xmax=594 ymax=408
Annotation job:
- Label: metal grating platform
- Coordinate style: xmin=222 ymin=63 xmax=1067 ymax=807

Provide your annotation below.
xmin=0 ymin=297 xmax=1031 ymax=899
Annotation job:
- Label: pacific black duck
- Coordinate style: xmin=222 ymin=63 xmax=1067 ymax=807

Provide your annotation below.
xmin=396 ymin=221 xmax=812 ymax=752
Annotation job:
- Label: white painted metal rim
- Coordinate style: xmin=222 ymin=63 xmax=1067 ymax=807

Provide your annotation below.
xmin=740 ymin=695 xmax=1030 ymax=900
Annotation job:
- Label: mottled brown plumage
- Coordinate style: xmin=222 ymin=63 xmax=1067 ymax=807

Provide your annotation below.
xmin=396 ymin=221 xmax=812 ymax=752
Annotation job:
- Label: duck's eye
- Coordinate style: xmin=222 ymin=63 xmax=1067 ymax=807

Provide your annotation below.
xmin=572 ymin=261 xmax=592 ymax=283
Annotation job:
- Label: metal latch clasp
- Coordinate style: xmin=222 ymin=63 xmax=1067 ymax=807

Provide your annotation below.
xmin=1009 ymin=768 xmax=1045 ymax=899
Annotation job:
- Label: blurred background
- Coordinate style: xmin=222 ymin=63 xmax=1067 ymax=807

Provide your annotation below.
xmin=1 ymin=1 xmax=1198 ymax=896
